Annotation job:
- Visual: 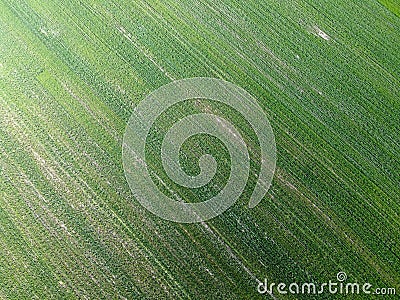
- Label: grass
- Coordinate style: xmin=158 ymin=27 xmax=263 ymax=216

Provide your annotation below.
xmin=0 ymin=0 xmax=399 ymax=299
xmin=378 ymin=0 xmax=400 ymax=17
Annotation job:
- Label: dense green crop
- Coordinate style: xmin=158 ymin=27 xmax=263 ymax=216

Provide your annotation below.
xmin=0 ymin=0 xmax=399 ymax=299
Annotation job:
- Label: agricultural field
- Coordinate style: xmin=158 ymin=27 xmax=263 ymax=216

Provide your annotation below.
xmin=0 ymin=0 xmax=399 ymax=299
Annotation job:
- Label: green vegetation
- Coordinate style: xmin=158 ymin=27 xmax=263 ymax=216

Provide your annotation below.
xmin=378 ymin=0 xmax=400 ymax=17
xmin=0 ymin=0 xmax=399 ymax=299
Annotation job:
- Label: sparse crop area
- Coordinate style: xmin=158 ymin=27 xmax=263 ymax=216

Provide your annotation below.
xmin=0 ymin=0 xmax=399 ymax=299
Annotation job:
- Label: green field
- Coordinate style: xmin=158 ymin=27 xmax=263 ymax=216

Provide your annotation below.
xmin=0 ymin=0 xmax=399 ymax=299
